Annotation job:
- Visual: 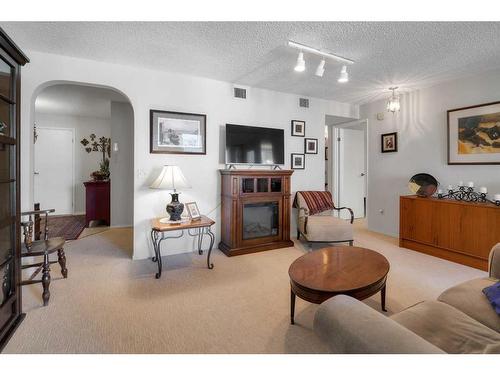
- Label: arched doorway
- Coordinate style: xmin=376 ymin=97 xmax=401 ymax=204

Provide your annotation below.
xmin=30 ymin=82 xmax=134 ymax=253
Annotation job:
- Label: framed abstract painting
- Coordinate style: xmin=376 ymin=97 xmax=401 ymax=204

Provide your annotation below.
xmin=448 ymin=101 xmax=500 ymax=165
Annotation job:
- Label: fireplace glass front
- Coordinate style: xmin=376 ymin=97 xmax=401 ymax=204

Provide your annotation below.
xmin=242 ymin=201 xmax=279 ymax=240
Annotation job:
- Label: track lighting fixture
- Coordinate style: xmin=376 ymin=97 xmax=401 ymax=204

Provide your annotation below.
xmin=387 ymin=87 xmax=401 ymax=113
xmin=288 ymin=41 xmax=355 ymax=82
xmin=315 ymin=60 xmax=325 ymax=77
xmin=294 ymin=52 xmax=305 ymax=72
xmin=337 ymin=65 xmax=348 ymax=83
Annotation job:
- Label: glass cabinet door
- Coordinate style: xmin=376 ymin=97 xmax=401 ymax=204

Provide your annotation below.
xmin=0 ymin=51 xmax=17 ymax=338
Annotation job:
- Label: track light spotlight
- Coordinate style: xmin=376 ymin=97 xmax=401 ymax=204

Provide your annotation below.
xmin=315 ymin=60 xmax=325 ymax=77
xmin=337 ymin=65 xmax=348 ymax=83
xmin=294 ymin=52 xmax=305 ymax=72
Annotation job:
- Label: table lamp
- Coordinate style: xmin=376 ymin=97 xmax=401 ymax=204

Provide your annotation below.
xmin=150 ymin=165 xmax=191 ymax=222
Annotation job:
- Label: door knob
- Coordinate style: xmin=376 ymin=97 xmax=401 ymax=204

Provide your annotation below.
xmin=34 ymin=171 xmax=40 ymax=175
xmin=360 ymin=173 xmax=365 ymax=176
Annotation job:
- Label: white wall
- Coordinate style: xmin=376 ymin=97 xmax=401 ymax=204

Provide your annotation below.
xmin=34 ymin=112 xmax=111 ymax=214
xmin=21 ymin=50 xmax=359 ymax=260
xmin=360 ymin=69 xmax=500 ymax=237
xmin=110 ymin=101 xmax=134 ymax=227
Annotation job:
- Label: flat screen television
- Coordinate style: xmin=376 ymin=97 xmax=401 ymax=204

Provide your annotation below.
xmin=225 ymin=124 xmax=284 ymax=165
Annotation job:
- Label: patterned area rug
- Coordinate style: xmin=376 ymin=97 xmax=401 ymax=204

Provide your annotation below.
xmin=41 ymin=215 xmax=86 ymax=240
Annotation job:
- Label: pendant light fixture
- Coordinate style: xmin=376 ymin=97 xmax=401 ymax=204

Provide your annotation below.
xmin=294 ymin=52 xmax=305 ymax=72
xmin=315 ymin=59 xmax=325 ymax=77
xmin=337 ymin=65 xmax=348 ymax=83
xmin=387 ymin=87 xmax=401 ymax=113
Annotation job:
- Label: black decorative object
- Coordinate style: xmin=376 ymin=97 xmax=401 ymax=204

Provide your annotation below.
xmin=166 ymin=193 xmax=184 ymax=221
xmin=408 ymin=173 xmax=438 ymax=197
xmin=437 ymin=186 xmax=500 ymax=206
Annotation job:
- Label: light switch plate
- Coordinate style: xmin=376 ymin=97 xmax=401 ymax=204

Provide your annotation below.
xmin=376 ymin=112 xmax=384 ymax=121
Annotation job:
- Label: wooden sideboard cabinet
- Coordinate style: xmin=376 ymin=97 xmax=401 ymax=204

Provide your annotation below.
xmin=84 ymin=180 xmax=110 ymax=227
xmin=399 ymin=195 xmax=500 ymax=271
xmin=218 ymin=169 xmax=294 ymax=256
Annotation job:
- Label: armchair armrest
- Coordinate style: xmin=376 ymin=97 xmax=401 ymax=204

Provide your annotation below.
xmin=333 ymin=206 xmax=354 ymax=224
xmin=489 ymin=243 xmax=500 ymax=279
xmin=313 ymin=295 xmax=444 ymax=354
xmin=298 ymin=207 xmax=309 ymax=217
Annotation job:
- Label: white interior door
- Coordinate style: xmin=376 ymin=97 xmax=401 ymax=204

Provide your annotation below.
xmin=34 ymin=127 xmax=74 ymax=215
xmin=338 ymin=127 xmax=366 ymax=219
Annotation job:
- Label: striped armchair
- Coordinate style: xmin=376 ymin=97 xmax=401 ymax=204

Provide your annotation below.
xmin=294 ymin=191 xmax=354 ymax=246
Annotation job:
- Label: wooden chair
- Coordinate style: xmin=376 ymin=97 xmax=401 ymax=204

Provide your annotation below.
xmin=20 ymin=207 xmax=67 ymax=306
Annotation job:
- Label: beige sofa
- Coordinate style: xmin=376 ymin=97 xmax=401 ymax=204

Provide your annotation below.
xmin=313 ymin=243 xmax=500 ymax=354
xmin=295 ymin=192 xmax=354 ymax=245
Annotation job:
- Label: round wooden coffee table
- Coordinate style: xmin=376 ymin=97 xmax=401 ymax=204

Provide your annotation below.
xmin=288 ymin=246 xmax=390 ymax=324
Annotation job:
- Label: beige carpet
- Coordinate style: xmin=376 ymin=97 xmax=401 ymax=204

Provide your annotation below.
xmin=4 ymin=222 xmax=486 ymax=353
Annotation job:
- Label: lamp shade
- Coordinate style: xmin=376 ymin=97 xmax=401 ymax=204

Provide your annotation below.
xmin=149 ymin=165 xmax=191 ymax=191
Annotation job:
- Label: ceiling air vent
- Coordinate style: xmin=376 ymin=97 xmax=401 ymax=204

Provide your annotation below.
xmin=299 ymin=98 xmax=309 ymax=108
xmin=233 ymin=87 xmax=247 ymax=99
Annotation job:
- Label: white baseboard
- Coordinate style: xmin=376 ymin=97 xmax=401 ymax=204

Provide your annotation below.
xmin=110 ymin=224 xmax=133 ymax=229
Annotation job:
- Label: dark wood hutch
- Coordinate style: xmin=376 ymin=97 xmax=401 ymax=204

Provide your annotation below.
xmin=218 ymin=169 xmax=294 ymax=256
xmin=0 ymin=28 xmax=29 ymax=351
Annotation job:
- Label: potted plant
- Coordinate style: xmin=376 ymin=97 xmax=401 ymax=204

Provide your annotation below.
xmin=81 ymin=134 xmax=111 ymax=181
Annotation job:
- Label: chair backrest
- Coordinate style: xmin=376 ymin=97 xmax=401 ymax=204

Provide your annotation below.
xmin=296 ymin=191 xmax=334 ymax=216
xmin=21 ymin=206 xmax=56 ymax=250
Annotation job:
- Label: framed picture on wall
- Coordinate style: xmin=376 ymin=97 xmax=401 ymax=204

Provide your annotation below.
xmin=381 ymin=132 xmax=398 ymax=153
xmin=304 ymin=138 xmax=318 ymax=154
xmin=447 ymin=101 xmax=500 ymax=165
xmin=291 ymin=120 xmax=306 ymax=137
xmin=150 ymin=110 xmax=206 ymax=154
xmin=291 ymin=153 xmax=305 ymax=169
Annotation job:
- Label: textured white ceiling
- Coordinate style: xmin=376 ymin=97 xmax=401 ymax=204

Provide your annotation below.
xmin=35 ymin=84 xmax=128 ymax=118
xmin=4 ymin=22 xmax=500 ymax=104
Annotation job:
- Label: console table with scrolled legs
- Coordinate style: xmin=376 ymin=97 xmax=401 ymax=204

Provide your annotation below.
xmin=150 ymin=215 xmax=216 ymax=279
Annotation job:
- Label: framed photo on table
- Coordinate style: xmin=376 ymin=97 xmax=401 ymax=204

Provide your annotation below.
xmin=150 ymin=110 xmax=206 ymax=154
xmin=185 ymin=201 xmax=202 ymax=220
xmin=447 ymin=101 xmax=500 ymax=165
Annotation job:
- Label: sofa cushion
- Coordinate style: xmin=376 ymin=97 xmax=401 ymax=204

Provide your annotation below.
xmin=301 ymin=215 xmax=353 ymax=242
xmin=391 ymin=300 xmax=500 ymax=354
xmin=438 ymin=278 xmax=500 ymax=333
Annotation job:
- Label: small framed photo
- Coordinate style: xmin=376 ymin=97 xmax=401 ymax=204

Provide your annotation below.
xmin=291 ymin=153 xmax=305 ymax=169
xmin=381 ymin=132 xmax=398 ymax=153
xmin=150 ymin=110 xmax=206 ymax=154
xmin=291 ymin=120 xmax=306 ymax=137
xmin=185 ymin=202 xmax=202 ymax=220
xmin=304 ymin=138 xmax=318 ymax=154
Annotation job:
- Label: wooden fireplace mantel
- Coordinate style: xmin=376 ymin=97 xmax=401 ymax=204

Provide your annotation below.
xmin=218 ymin=169 xmax=294 ymax=256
